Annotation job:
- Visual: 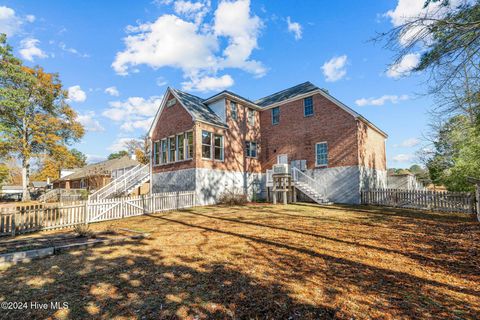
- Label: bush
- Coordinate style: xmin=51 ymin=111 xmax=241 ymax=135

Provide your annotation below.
xmin=73 ymin=224 xmax=92 ymax=237
xmin=218 ymin=189 xmax=248 ymax=205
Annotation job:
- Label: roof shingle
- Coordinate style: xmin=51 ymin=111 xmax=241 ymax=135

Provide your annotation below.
xmin=255 ymin=81 xmax=319 ymax=107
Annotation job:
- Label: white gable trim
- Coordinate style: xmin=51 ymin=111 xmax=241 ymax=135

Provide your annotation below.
xmin=147 ymin=87 xmax=196 ymax=138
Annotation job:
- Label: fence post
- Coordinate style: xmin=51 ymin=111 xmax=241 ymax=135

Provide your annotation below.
xmin=11 ymin=211 xmax=16 ymax=237
xmin=84 ymin=201 xmax=89 ymax=225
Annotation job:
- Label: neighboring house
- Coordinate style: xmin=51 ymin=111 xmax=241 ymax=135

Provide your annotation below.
xmin=148 ymin=81 xmax=387 ymax=204
xmin=53 ymin=156 xmax=139 ymax=191
xmin=387 ymin=173 xmax=425 ymax=190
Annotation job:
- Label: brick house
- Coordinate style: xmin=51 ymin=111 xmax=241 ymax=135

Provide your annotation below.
xmin=148 ymin=82 xmax=387 ymax=204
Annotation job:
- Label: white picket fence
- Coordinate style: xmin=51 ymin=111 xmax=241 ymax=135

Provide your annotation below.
xmin=0 ymin=191 xmax=196 ymax=236
xmin=361 ymin=188 xmax=476 ymax=214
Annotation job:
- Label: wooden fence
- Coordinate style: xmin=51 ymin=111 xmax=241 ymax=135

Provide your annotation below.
xmin=361 ymin=189 xmax=476 ymax=214
xmin=0 ymin=191 xmax=196 ymax=237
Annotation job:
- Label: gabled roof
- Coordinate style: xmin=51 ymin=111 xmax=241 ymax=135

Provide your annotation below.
xmin=170 ymin=88 xmax=226 ymax=127
xmin=204 ymin=90 xmax=259 ymax=109
xmin=57 ymin=156 xmax=139 ymax=181
xmin=255 ymin=81 xmax=319 ymax=107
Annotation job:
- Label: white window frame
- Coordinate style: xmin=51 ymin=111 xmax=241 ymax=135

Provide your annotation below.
xmin=160 ymin=139 xmax=167 ymax=164
xmin=214 ymin=134 xmax=224 ymax=161
xmin=248 ymin=108 xmax=255 ymax=126
xmin=315 ymin=141 xmax=328 ymax=167
xmin=230 ymin=101 xmax=238 ymax=121
xmin=246 ymin=141 xmax=258 ymax=158
xmin=272 ymin=107 xmax=280 ymax=125
xmin=177 ymin=133 xmax=185 ymax=161
xmin=185 ymin=131 xmax=193 ymax=160
xmin=168 ymin=136 xmax=176 ymax=162
xmin=153 ymin=140 xmax=160 ymax=166
xmin=201 ymin=130 xmax=213 ymax=160
xmin=304 ymin=96 xmax=314 ymax=117
xmin=277 ymin=154 xmax=288 ymax=164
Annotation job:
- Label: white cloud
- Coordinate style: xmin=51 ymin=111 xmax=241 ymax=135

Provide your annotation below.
xmin=108 ymin=137 xmax=143 ymax=152
xmin=77 ymin=111 xmax=105 ymax=132
xmin=102 ymin=96 xmax=162 ymax=132
xmin=385 ymin=0 xmax=464 ymax=46
xmin=0 ymin=6 xmax=34 ymax=37
xmin=386 ymin=53 xmax=420 ymax=78
xmin=105 ymin=86 xmax=120 ymax=97
xmin=67 ymin=85 xmax=87 ymax=103
xmin=25 ymin=14 xmax=35 ymax=23
xmin=286 ymin=16 xmax=302 ymax=40
xmin=213 ymin=0 xmax=265 ymax=76
xmin=182 ymin=74 xmax=234 ymax=92
xmin=400 ymin=138 xmax=420 ymax=147
xmin=355 ymin=94 xmax=409 ymax=106
xmin=392 ymin=153 xmax=415 ymax=163
xmin=19 ymin=38 xmax=48 ymax=62
xmin=113 ymin=0 xmax=264 ymax=91
xmin=173 ymin=0 xmax=210 ymax=24
xmin=321 ymin=55 xmax=348 ymax=82
xmin=59 ymin=42 xmax=90 ymax=58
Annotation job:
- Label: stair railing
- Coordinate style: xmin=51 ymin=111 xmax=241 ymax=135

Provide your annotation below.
xmin=291 ymin=167 xmax=327 ymax=198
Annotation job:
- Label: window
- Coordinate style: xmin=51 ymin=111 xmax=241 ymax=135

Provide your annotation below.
xmin=272 ymin=107 xmax=280 ymax=125
xmin=177 ymin=133 xmax=185 ymax=161
xmin=246 ymin=141 xmax=257 ymax=158
xmin=202 ymin=130 xmax=212 ymax=159
xmin=214 ymin=134 xmax=224 ymax=161
xmin=169 ymin=136 xmax=176 ymax=162
xmin=167 ymin=98 xmax=176 ymax=107
xmin=304 ymin=97 xmax=313 ymax=117
xmin=153 ymin=141 xmax=160 ymax=165
xmin=186 ymin=131 xmax=193 ymax=159
xmin=161 ymin=139 xmax=167 ymax=164
xmin=248 ymin=109 xmax=255 ymax=126
xmin=315 ymin=142 xmax=328 ymax=167
xmin=230 ymin=101 xmax=238 ymax=120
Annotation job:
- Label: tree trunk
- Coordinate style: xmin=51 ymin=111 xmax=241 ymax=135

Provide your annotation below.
xmin=22 ymin=158 xmax=30 ymax=201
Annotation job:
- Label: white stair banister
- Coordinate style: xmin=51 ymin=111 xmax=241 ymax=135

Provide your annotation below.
xmin=291 ymin=167 xmax=330 ymax=204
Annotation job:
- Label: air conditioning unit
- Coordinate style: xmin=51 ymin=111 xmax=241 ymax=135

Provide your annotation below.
xmin=273 ymin=164 xmax=290 ymax=175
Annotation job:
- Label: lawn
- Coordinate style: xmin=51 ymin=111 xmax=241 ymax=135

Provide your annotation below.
xmin=0 ymin=203 xmax=479 ymax=319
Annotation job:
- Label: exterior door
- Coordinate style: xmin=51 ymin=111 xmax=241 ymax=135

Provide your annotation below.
xmin=277 ymin=154 xmax=288 ymax=164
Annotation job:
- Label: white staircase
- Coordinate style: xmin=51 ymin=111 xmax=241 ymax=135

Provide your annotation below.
xmin=291 ymin=167 xmax=332 ymax=205
xmin=89 ymin=164 xmax=150 ymax=201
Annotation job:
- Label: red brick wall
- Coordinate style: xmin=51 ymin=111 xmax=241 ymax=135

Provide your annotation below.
xmin=357 ymin=121 xmax=387 ymax=170
xmin=259 ymin=93 xmax=359 ymax=170
xmin=151 ymin=92 xmax=195 ymax=173
xmin=195 ymin=99 xmax=261 ymax=173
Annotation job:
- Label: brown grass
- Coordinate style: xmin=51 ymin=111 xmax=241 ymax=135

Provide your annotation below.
xmin=0 ymin=203 xmax=479 ymax=319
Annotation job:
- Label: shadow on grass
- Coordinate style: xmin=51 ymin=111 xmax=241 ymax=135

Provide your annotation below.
xmin=0 ymin=237 xmax=337 ymax=319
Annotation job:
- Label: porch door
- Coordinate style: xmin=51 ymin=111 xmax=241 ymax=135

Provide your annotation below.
xmin=277 ymin=154 xmax=288 ymax=164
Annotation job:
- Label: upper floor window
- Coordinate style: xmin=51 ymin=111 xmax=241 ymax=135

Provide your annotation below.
xmin=202 ymin=131 xmax=212 ymax=159
xmin=167 ymin=98 xmax=176 ymax=107
xmin=230 ymin=101 xmax=238 ymax=120
xmin=248 ymin=109 xmax=255 ymax=126
xmin=315 ymin=142 xmax=328 ymax=167
xmin=214 ymin=134 xmax=224 ymax=161
xmin=153 ymin=141 xmax=160 ymax=165
xmin=304 ymin=97 xmax=313 ymax=117
xmin=246 ymin=141 xmax=258 ymax=158
xmin=272 ymin=107 xmax=280 ymax=125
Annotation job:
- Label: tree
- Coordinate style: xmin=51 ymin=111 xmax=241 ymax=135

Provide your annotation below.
xmin=32 ymin=148 xmax=87 ymax=181
xmin=122 ymin=136 xmax=149 ymax=164
xmin=0 ymin=163 xmax=8 ymax=186
xmin=378 ymin=1 xmax=480 ymax=191
xmin=108 ymin=150 xmax=129 ymax=160
xmin=0 ymin=34 xmax=84 ymax=200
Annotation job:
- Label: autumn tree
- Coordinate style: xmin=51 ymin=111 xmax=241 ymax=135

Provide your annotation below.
xmin=0 ymin=34 xmax=84 ymax=200
xmin=107 ymin=150 xmax=129 ymax=160
xmin=123 ymin=136 xmax=149 ymax=164
xmin=32 ymin=148 xmax=87 ymax=181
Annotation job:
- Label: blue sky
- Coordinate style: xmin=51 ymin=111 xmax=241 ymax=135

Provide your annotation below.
xmin=0 ymin=0 xmax=434 ymax=168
